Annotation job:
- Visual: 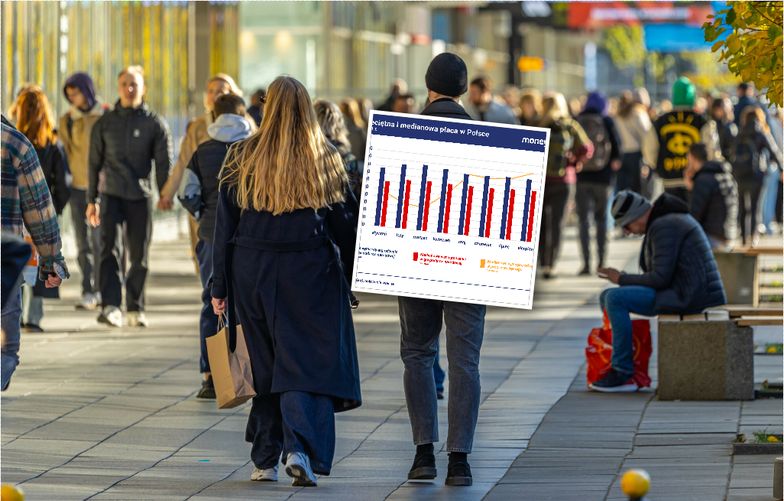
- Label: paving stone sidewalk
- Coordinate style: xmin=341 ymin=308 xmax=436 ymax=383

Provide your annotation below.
xmin=2 ymin=227 xmax=781 ymax=500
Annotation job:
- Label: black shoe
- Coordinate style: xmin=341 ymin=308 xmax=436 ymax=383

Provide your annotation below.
xmin=408 ymin=445 xmax=436 ymax=480
xmin=588 ymin=369 xmax=639 ymax=393
xmin=22 ymin=323 xmax=44 ymax=333
xmin=436 ymin=390 xmax=445 ymax=400
xmin=578 ymin=267 xmax=591 ymax=276
xmin=196 ymin=376 xmax=216 ymax=399
xmin=445 ymin=459 xmax=472 ymax=486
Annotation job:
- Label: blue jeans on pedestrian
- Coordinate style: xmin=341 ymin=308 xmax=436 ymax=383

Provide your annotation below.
xmin=399 ymin=297 xmax=486 ymax=453
xmin=246 ymin=391 xmax=336 ymax=475
xmin=195 ymin=239 xmax=217 ymax=373
xmin=599 ymin=286 xmax=657 ymax=376
xmin=1 ymin=287 xmax=22 ymax=390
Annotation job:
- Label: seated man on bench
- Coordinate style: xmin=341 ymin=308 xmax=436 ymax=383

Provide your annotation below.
xmin=593 ymin=190 xmax=727 ymax=392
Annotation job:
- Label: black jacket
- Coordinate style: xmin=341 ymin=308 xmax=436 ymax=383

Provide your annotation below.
xmin=715 ymin=118 xmax=737 ymax=163
xmin=421 ymin=98 xmax=472 ymax=120
xmin=88 ymin=101 xmax=172 ymax=202
xmin=184 ymin=139 xmax=232 ymax=242
xmin=35 ymin=141 xmax=71 ymax=215
xmin=576 ymin=112 xmax=622 ymax=185
xmin=619 ymin=193 xmax=726 ymax=314
xmin=690 ymin=161 xmax=738 ymax=243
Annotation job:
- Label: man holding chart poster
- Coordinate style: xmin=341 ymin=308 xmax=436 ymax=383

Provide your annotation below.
xmin=351 ymin=53 xmax=550 ymax=487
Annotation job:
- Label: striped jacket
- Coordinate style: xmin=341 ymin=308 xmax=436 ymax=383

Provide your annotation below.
xmin=2 ymin=119 xmax=66 ymax=274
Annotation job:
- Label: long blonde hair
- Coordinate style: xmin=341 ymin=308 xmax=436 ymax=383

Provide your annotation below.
xmin=539 ymin=92 xmax=569 ymax=126
xmin=220 ymin=76 xmax=347 ymax=215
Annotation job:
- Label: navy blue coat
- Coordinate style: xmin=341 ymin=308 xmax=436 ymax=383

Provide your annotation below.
xmin=212 ymin=184 xmax=361 ymax=412
xmin=619 ymin=193 xmax=726 ymax=314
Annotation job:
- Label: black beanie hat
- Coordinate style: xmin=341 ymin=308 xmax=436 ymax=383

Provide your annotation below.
xmin=425 ymin=53 xmax=468 ymax=98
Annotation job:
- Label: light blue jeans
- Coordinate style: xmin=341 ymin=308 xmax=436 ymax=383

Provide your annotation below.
xmin=1 ymin=287 xmax=22 ymax=390
xmin=599 ymin=286 xmax=657 ymax=375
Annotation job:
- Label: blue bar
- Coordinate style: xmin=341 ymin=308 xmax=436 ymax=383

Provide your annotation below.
xmin=457 ymin=174 xmax=469 ymax=235
xmin=375 ymin=167 xmax=386 ymax=226
xmin=395 ymin=164 xmax=407 ymax=228
xmin=437 ymin=169 xmax=449 ymax=232
xmin=416 ymin=165 xmax=428 ymax=230
xmin=521 ymin=179 xmax=532 ymax=241
xmin=479 ymin=176 xmax=490 ymax=237
xmin=499 ymin=177 xmax=511 ymax=239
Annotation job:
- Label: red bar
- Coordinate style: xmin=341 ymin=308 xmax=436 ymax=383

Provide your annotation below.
xmin=381 ymin=181 xmax=391 ymax=226
xmin=464 ymin=186 xmax=474 ymax=236
xmin=402 ymin=180 xmax=412 ymax=229
xmin=443 ymin=184 xmax=453 ymax=233
xmin=485 ymin=188 xmax=495 ymax=238
xmin=422 ymin=181 xmax=433 ymax=231
xmin=505 ymin=189 xmax=516 ymax=240
xmin=526 ymin=191 xmax=537 ymax=242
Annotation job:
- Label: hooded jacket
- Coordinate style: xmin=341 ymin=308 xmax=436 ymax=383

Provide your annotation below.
xmin=179 ymin=113 xmax=252 ymax=242
xmin=59 ymin=103 xmax=104 ymax=190
xmin=690 ymin=160 xmax=739 ymax=244
xmin=618 ymin=193 xmax=726 ymax=314
xmin=88 ymin=101 xmax=172 ymax=202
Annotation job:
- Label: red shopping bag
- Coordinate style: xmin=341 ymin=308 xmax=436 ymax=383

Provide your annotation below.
xmin=585 ymin=311 xmax=652 ymax=388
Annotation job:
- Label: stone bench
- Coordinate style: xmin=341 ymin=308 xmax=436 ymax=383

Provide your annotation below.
xmin=657 ymin=311 xmax=754 ymax=401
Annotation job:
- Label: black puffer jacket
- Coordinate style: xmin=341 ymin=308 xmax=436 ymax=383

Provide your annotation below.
xmin=619 ymin=193 xmax=726 ymax=313
xmin=690 ymin=161 xmax=738 ymax=244
xmin=87 ymin=101 xmax=172 ymax=202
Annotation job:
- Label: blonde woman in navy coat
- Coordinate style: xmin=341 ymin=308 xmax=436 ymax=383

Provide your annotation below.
xmin=211 ymin=76 xmax=361 ymax=487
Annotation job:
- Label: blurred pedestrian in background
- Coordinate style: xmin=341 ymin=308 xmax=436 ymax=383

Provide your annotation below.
xmin=538 ymin=91 xmax=592 ymax=279
xmin=377 ymin=78 xmax=407 ymax=112
xmin=392 ymin=93 xmax=417 ymax=114
xmin=87 ymin=66 xmax=172 ymax=328
xmin=13 ymin=86 xmax=71 ymax=333
xmin=733 ymin=106 xmax=782 ymax=246
xmin=60 ymin=72 xmax=105 ymax=311
xmin=315 ymin=99 xmax=361 ymax=200
xmin=465 ymin=76 xmax=518 ymax=124
xmin=615 ymin=90 xmax=652 ymax=195
xmin=710 ymin=96 xmax=738 ymax=163
xmin=684 ymin=143 xmax=738 ymax=250
xmin=518 ymin=89 xmax=542 ymax=127
xmin=575 ymin=91 xmax=621 ymax=275
xmin=247 ymin=87 xmax=266 ymax=127
xmin=212 ymin=75 xmax=361 ymax=487
xmin=340 ymin=98 xmax=367 ymax=170
xmin=643 ymin=77 xmax=720 ymax=202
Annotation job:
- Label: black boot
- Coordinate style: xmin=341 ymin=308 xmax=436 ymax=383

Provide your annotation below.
xmin=408 ymin=443 xmax=436 ymax=480
xmin=196 ymin=375 xmax=216 ymax=399
xmin=445 ymin=452 xmax=472 ymax=486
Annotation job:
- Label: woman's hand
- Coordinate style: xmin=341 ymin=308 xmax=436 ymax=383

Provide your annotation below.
xmin=212 ymin=297 xmax=226 ymax=315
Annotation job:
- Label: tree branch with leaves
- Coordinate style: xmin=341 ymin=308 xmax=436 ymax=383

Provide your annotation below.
xmin=704 ymin=1 xmax=783 ymax=107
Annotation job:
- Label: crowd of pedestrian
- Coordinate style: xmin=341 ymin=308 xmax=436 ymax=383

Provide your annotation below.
xmin=1 ymin=48 xmax=782 ymax=489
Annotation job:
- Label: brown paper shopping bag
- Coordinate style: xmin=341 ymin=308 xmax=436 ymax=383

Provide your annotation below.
xmin=206 ymin=315 xmax=256 ymax=408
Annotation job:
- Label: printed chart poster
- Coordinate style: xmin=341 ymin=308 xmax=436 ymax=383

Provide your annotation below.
xmin=351 ymin=111 xmax=550 ymax=310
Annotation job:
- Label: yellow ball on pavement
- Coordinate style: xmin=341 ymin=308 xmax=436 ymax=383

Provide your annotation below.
xmin=620 ymin=469 xmax=650 ymax=498
xmin=1 ymin=484 xmax=25 ymax=501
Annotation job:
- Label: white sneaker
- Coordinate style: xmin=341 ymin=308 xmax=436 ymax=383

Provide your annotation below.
xmin=77 ymin=292 xmax=99 ymax=311
xmin=285 ymin=452 xmax=317 ymax=487
xmin=251 ymin=465 xmax=278 ymax=482
xmin=98 ymin=306 xmax=123 ymax=328
xmin=127 ymin=311 xmax=148 ymax=328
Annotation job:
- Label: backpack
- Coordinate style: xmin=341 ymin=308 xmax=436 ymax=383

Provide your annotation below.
xmin=576 ymin=113 xmax=611 ymax=172
xmin=545 ymin=120 xmax=574 ymax=177
xmin=732 ymin=134 xmax=764 ymax=180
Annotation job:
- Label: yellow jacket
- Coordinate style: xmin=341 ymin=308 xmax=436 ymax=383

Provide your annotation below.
xmin=58 ymin=104 xmax=105 ymax=190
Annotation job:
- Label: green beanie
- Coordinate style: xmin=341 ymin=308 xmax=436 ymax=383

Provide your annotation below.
xmin=672 ymin=76 xmax=696 ymax=107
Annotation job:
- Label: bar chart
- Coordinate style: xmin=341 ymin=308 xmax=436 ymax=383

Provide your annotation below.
xmin=353 ymin=111 xmax=550 ymax=309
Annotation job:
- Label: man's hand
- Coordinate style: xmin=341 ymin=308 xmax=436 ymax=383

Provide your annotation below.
xmin=157 ymin=196 xmax=173 ymax=211
xmin=44 ymin=274 xmax=62 ymax=288
xmin=86 ymin=203 xmax=100 ymax=227
xmin=212 ymin=297 xmax=226 ymax=316
xmin=611 ymin=159 xmax=622 ymax=172
xmin=641 ymin=165 xmax=651 ymax=179
xmin=597 ymin=267 xmax=622 ymax=284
